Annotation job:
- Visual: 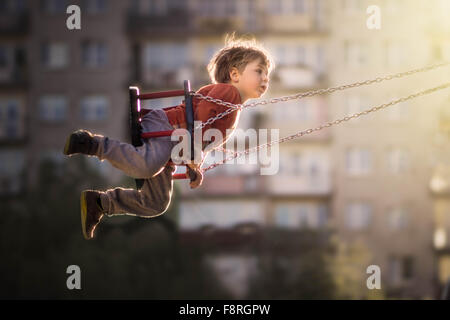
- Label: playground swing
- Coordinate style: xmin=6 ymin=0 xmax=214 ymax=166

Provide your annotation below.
xmin=129 ymin=61 xmax=450 ymax=188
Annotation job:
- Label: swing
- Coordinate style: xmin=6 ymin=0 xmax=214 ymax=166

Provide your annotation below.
xmin=130 ymin=62 xmax=450 ymax=188
xmin=129 ymin=80 xmax=197 ymax=189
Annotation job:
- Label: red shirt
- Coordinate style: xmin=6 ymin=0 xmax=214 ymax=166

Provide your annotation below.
xmin=162 ymin=83 xmax=242 ymax=151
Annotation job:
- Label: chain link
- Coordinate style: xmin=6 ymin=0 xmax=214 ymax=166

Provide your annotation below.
xmin=201 ymin=82 xmax=450 ymax=172
xmin=193 ymin=61 xmax=450 ymax=156
xmin=192 ymin=62 xmax=450 ymax=134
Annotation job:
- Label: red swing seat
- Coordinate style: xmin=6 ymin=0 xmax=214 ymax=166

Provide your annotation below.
xmin=129 ymin=80 xmax=196 ymax=189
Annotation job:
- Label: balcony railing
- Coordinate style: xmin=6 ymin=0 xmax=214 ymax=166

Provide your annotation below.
xmin=0 ymin=12 xmax=29 ymax=35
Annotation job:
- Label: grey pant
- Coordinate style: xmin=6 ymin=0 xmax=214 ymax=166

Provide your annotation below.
xmin=93 ymin=109 xmax=178 ymax=218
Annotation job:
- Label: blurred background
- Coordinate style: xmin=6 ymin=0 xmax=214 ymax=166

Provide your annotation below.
xmin=1 ymin=0 xmax=450 ymax=299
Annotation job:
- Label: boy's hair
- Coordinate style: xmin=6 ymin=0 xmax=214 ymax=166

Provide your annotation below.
xmin=207 ymin=33 xmax=275 ymax=84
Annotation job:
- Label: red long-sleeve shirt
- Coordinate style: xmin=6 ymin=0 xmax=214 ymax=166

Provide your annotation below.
xmin=162 ymin=83 xmax=242 ymax=151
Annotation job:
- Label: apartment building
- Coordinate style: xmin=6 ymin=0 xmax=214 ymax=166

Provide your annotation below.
xmin=327 ymin=0 xmax=450 ymax=298
xmin=0 ymin=0 xmax=28 ymax=196
xmin=427 ymin=0 xmax=450 ymax=298
xmin=1 ymin=0 xmax=448 ymax=299
xmin=0 ymin=0 xmax=131 ymax=197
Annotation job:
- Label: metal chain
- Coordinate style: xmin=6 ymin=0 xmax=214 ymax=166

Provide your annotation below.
xmin=191 ymin=61 xmax=450 ymax=156
xmin=201 ymin=82 xmax=450 ymax=172
xmin=191 ymin=61 xmax=450 ymax=134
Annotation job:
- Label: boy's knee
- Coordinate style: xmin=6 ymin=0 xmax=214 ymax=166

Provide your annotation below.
xmin=132 ymin=163 xmax=163 ymax=179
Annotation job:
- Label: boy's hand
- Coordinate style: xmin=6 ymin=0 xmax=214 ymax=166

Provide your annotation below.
xmin=187 ymin=163 xmax=203 ymax=189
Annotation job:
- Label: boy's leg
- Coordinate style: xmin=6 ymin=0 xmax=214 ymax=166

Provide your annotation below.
xmin=96 ymin=109 xmax=177 ymax=179
xmin=94 ymin=134 xmax=175 ymax=179
xmin=65 ymin=109 xmax=177 ymax=179
xmin=80 ymin=164 xmax=175 ymax=240
xmin=99 ymin=163 xmax=176 ymax=218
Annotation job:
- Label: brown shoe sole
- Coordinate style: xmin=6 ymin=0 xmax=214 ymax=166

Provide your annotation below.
xmin=63 ymin=134 xmax=74 ymax=156
xmin=80 ymin=191 xmax=91 ymax=240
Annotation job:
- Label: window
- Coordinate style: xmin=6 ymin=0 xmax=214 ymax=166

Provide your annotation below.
xmin=279 ymin=152 xmax=297 ymax=176
xmin=346 ymin=148 xmax=371 ymax=175
xmin=274 ymin=203 xmax=326 ymax=229
xmin=41 ymin=42 xmax=69 ymax=69
xmin=293 ymin=153 xmax=302 ymax=175
xmin=387 ymin=207 xmax=409 ymax=230
xmin=144 ymin=43 xmax=187 ymax=70
xmin=346 ymin=94 xmax=369 ymax=123
xmin=386 ymin=99 xmax=409 ymax=121
xmin=0 ymin=0 xmax=25 ymax=12
xmin=296 ymin=45 xmax=306 ymax=66
xmin=0 ymin=149 xmax=25 ymax=194
xmin=268 ymin=0 xmax=282 ymax=14
xmin=179 ymin=201 xmax=264 ymax=230
xmin=41 ymin=0 xmax=67 ymax=14
xmin=0 ymin=45 xmax=9 ymax=68
xmin=388 ymin=255 xmax=414 ymax=285
xmin=0 ymin=99 xmax=21 ymax=139
xmin=274 ymin=45 xmax=287 ymax=66
xmin=385 ymin=41 xmax=404 ymax=67
xmin=387 ymin=148 xmax=409 ymax=174
xmin=346 ymin=202 xmax=372 ymax=230
xmin=274 ymin=101 xmax=312 ymax=121
xmin=39 ymin=95 xmax=67 ymax=122
xmin=344 ymin=41 xmax=367 ymax=68
xmin=293 ymin=0 xmax=306 ymax=13
xmin=79 ymin=96 xmax=108 ymax=121
xmin=83 ymin=0 xmax=107 ymax=14
xmin=309 ymin=158 xmax=319 ymax=180
xmin=197 ymin=0 xmax=235 ymax=17
xmin=275 ymin=205 xmax=291 ymax=227
xmin=318 ymin=204 xmax=328 ymax=226
xmin=342 ymin=0 xmax=362 ymax=13
xmin=82 ymin=41 xmax=107 ymax=67
xmin=316 ymin=45 xmax=325 ymax=74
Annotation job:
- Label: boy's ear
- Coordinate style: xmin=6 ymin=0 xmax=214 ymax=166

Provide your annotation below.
xmin=229 ymin=67 xmax=240 ymax=82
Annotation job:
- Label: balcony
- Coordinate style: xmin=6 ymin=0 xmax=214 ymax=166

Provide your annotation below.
xmin=271 ymin=65 xmax=326 ymax=91
xmin=178 ymin=172 xmax=265 ymax=197
xmin=192 ymin=17 xmax=243 ymax=35
xmin=259 ymin=12 xmax=329 ymax=35
xmin=0 ymin=12 xmax=29 ymax=36
xmin=265 ymin=174 xmax=331 ymax=196
xmin=140 ymin=67 xmax=193 ymax=90
xmin=126 ymin=12 xmax=190 ymax=35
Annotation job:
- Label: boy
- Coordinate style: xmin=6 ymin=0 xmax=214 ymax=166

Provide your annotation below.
xmin=63 ymin=34 xmax=274 ymax=240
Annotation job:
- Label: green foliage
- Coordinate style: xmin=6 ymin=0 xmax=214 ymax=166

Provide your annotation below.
xmin=0 ymin=157 xmax=230 ymax=299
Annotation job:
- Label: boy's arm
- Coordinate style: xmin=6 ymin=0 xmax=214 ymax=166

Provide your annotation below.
xmin=195 ymin=84 xmax=241 ymax=150
xmin=186 ymin=152 xmax=205 ymax=189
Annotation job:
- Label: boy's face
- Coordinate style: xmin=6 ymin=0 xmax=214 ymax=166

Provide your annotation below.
xmin=230 ymin=58 xmax=270 ymax=102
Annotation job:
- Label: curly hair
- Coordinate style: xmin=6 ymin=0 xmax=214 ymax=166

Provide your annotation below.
xmin=207 ymin=32 xmax=275 ymax=84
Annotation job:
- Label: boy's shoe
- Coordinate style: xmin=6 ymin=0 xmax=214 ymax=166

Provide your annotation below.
xmin=80 ymin=190 xmax=105 ymax=240
xmin=63 ymin=130 xmax=99 ymax=156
